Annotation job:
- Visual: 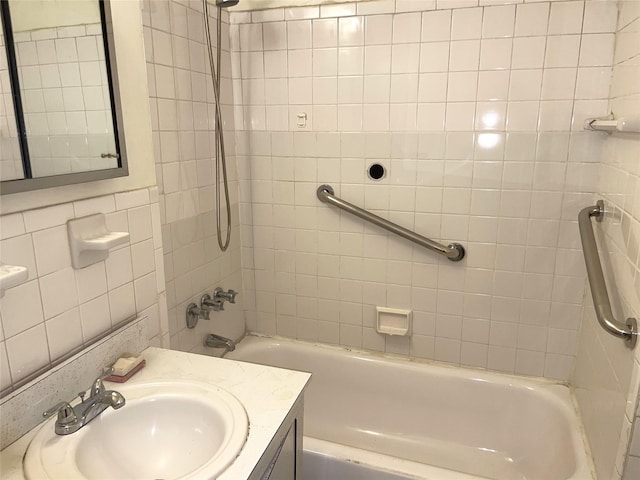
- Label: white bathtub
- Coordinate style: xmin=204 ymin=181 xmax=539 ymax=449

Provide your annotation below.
xmin=226 ymin=335 xmax=594 ymax=480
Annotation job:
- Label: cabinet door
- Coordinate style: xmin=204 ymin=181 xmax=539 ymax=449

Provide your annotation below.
xmin=264 ymin=422 xmax=296 ymax=480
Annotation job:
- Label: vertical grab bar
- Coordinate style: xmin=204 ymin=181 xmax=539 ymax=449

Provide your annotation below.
xmin=578 ymin=200 xmax=637 ymax=348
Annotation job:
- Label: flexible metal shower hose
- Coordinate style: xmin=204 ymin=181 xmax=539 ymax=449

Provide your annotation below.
xmin=203 ymin=0 xmax=232 ymax=252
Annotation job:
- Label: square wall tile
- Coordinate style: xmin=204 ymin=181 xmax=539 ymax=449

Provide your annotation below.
xmin=5 ymin=325 xmax=50 ymax=382
xmin=80 ymin=294 xmax=111 ymax=342
xmin=46 ymin=308 xmax=83 ymax=360
xmin=451 ymin=7 xmax=482 ymax=40
xmin=365 ymin=15 xmax=393 ymax=45
xmin=393 ymin=13 xmax=422 ymax=44
xmin=0 ymin=235 xmax=38 ymax=281
xmin=32 ymin=225 xmax=71 ymax=276
xmin=482 ymin=5 xmax=515 ymax=39
xmin=0 ymin=342 xmax=12 ymax=391
xmin=548 ymin=1 xmax=584 ymax=35
xmin=39 ymin=267 xmax=78 ymax=320
xmin=0 ymin=281 xmax=45 ymax=338
xmin=515 ymin=2 xmax=549 ymax=37
xmin=422 ymin=10 xmax=451 ymax=42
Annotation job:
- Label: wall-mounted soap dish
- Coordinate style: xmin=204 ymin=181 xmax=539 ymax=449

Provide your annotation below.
xmin=67 ymin=214 xmax=129 ymax=269
xmin=0 ymin=264 xmax=28 ymax=297
xmin=376 ymin=306 xmax=412 ymax=336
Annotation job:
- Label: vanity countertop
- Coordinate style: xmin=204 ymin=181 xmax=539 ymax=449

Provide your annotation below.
xmin=0 ymin=346 xmax=311 ymax=480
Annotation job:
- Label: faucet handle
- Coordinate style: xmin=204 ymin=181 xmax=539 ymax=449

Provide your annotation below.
xmin=90 ymin=379 xmax=104 ymax=396
xmin=43 ymin=402 xmax=77 ymax=426
xmin=89 ymin=368 xmax=114 ymax=396
xmin=201 ymin=293 xmax=222 ymax=312
xmin=226 ymin=289 xmax=238 ymax=304
xmin=214 ymin=287 xmax=238 ymax=304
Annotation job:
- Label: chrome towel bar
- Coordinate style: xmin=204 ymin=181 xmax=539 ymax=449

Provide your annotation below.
xmin=317 ymin=185 xmax=465 ymax=262
xmin=578 ymin=200 xmax=637 ymax=348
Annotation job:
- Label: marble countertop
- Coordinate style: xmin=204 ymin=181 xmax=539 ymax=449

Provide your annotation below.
xmin=0 ymin=346 xmax=310 ymax=480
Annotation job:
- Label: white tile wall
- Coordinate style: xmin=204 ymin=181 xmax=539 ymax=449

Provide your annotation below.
xmin=569 ymin=1 xmax=640 ymax=479
xmin=231 ymin=0 xmax=619 ymax=382
xmin=0 ymin=187 xmax=166 ymax=396
xmin=142 ymin=0 xmax=245 ymax=353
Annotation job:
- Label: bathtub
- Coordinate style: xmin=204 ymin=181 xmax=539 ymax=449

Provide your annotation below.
xmin=226 ymin=335 xmax=594 ymax=480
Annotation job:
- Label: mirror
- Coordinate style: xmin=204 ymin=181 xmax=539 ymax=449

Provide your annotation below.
xmin=0 ymin=0 xmax=127 ymax=194
xmin=0 ymin=17 xmax=21 ymax=181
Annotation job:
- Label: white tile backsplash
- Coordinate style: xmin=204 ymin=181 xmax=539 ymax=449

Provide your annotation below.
xmin=22 ymin=203 xmax=75 ymax=232
xmin=0 ymin=281 xmax=45 ymax=338
xmin=0 ymin=188 xmax=165 ymax=394
xmin=39 ymin=267 xmax=79 ymax=319
xmin=4 ymin=324 xmax=50 ymax=383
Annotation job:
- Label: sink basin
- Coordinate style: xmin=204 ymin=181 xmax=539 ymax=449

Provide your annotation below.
xmin=24 ymin=380 xmax=249 ymax=480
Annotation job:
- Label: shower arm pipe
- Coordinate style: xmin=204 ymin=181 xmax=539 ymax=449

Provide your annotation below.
xmin=317 ymin=185 xmax=465 ymax=262
xmin=578 ymin=200 xmax=637 ymax=348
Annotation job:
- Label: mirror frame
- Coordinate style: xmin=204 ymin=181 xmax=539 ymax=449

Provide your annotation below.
xmin=0 ymin=0 xmax=128 ymax=194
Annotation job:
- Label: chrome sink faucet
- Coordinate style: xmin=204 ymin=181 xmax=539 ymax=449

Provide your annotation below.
xmin=43 ymin=371 xmax=126 ymax=435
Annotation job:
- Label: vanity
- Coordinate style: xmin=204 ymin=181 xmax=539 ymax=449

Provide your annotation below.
xmin=0 ymin=322 xmax=310 ymax=480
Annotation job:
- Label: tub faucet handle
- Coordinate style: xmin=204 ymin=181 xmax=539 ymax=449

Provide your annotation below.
xmin=226 ymin=289 xmax=238 ymax=304
xmin=201 ymin=293 xmax=223 ymax=312
xmin=214 ymin=287 xmax=238 ymax=304
xmin=187 ymin=302 xmax=210 ymax=328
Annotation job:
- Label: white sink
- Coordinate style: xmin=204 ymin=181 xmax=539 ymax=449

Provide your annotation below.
xmin=24 ymin=380 xmax=249 ymax=480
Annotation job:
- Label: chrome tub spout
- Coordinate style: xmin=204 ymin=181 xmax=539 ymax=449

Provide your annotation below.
xmin=205 ymin=333 xmax=236 ymax=353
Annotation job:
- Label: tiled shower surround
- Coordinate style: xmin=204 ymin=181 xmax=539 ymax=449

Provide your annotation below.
xmin=232 ymin=0 xmax=619 ymax=381
xmin=142 ymin=0 xmax=245 ymax=352
xmin=572 ymin=2 xmax=640 ymax=479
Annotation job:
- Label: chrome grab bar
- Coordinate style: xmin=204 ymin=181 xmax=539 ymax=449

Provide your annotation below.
xmin=578 ymin=200 xmax=637 ymax=348
xmin=317 ymin=185 xmax=465 ymax=262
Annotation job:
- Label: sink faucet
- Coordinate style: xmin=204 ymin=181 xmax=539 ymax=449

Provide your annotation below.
xmin=43 ymin=372 xmax=126 ymax=435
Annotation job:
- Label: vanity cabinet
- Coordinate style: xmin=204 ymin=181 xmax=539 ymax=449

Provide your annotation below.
xmin=253 ymin=397 xmax=304 ymax=480
xmin=0 ymin=345 xmax=310 ymax=480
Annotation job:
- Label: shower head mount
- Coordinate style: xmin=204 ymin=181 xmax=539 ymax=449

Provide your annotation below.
xmin=216 ymin=0 xmax=240 ymax=7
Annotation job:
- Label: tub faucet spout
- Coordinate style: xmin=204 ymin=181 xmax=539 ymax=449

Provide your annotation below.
xmin=205 ymin=333 xmax=236 ymax=353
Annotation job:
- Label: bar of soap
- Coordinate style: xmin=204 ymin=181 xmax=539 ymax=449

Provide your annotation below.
xmin=109 ymin=353 xmax=144 ymax=377
xmin=105 ymin=360 xmax=146 ymax=383
xmin=112 ymin=357 xmax=135 ymax=375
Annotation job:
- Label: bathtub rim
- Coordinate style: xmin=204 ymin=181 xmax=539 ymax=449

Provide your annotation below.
xmin=226 ymin=332 xmax=597 ymax=480
xmin=229 ymin=332 xmax=578 ymax=396
xmin=305 ymin=436 xmax=493 ymax=480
